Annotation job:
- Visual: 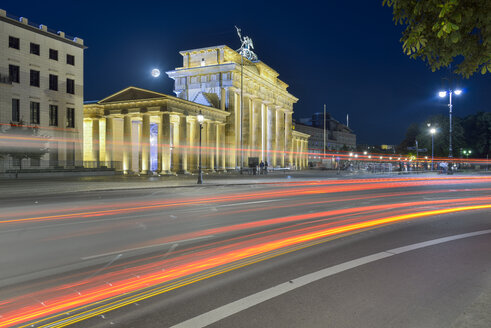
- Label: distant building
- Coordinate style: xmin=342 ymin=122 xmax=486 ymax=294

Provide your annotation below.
xmin=294 ymin=112 xmax=356 ymax=162
xmin=0 ymin=9 xmax=86 ymax=169
xmin=381 ymin=144 xmax=396 ymax=151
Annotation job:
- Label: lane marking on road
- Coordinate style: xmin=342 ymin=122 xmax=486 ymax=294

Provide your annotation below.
xmin=171 ymin=229 xmax=491 ymax=328
xmin=214 ymin=199 xmax=282 ymax=208
xmin=81 ymin=235 xmax=214 ymax=260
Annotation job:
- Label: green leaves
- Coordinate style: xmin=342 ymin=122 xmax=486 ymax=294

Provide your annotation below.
xmin=450 ymin=31 xmax=461 ymax=43
xmin=383 ymin=0 xmax=491 ymax=78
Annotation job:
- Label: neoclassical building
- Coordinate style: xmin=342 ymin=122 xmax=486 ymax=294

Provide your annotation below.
xmin=0 ymin=9 xmax=85 ymax=168
xmin=83 ymin=45 xmax=309 ymax=174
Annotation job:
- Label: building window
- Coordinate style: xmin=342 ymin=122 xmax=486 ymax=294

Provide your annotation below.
xmin=30 ymin=42 xmax=40 ymax=55
xmin=30 ymin=102 xmax=40 ymax=124
xmin=9 ymin=65 xmax=19 ymax=83
xmin=49 ymin=48 xmax=58 ymax=61
xmin=49 ymin=74 xmax=58 ymax=91
xmin=9 ymin=36 xmax=20 ymax=49
xmin=13 ymin=158 xmax=21 ymax=167
xmin=12 ymin=99 xmax=20 ymax=122
xmin=67 ymin=54 xmax=75 ymax=66
xmin=49 ymin=105 xmax=58 ymax=126
xmin=66 ymin=108 xmax=75 ymax=128
xmin=66 ymin=78 xmax=75 ymax=94
xmin=30 ymin=70 xmax=40 ymax=87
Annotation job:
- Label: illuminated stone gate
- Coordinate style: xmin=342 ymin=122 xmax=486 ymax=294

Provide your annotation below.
xmin=167 ymin=45 xmax=309 ymax=170
xmin=83 ymin=45 xmax=309 ymax=174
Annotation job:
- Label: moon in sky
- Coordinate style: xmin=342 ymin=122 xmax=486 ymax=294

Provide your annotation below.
xmin=151 ymin=68 xmax=160 ymax=78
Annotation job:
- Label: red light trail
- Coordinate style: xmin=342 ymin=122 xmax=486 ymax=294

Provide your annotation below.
xmin=2 ymin=176 xmax=490 ymax=224
xmin=0 ymin=196 xmax=489 ymax=327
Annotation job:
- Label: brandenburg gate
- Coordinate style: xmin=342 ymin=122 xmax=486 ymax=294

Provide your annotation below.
xmin=83 ymin=45 xmax=309 ymax=174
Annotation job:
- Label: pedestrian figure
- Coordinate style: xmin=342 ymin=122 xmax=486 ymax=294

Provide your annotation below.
xmin=259 ymin=161 xmax=264 ymax=175
xmin=264 ymin=161 xmax=269 ymax=174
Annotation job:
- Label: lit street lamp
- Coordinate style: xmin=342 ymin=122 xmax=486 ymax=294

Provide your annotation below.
xmin=438 ymin=89 xmax=462 ymax=158
xmin=430 ymin=127 xmax=436 ymax=170
xmin=463 ymin=149 xmax=472 ymax=160
xmin=197 ymin=112 xmax=204 ymax=184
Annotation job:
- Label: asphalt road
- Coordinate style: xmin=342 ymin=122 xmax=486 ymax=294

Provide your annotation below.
xmin=0 ymin=174 xmax=490 ymax=327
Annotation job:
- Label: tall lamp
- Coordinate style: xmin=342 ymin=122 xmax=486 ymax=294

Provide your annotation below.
xmin=197 ymin=112 xmax=204 ymax=184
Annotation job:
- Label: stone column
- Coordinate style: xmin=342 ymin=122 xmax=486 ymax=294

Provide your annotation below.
xmin=157 ymin=118 xmax=162 ymax=172
xmin=299 ymin=140 xmax=303 ymax=169
xmin=208 ymin=121 xmax=216 ymax=171
xmin=270 ymin=107 xmax=277 ymax=167
xmin=179 ymin=115 xmax=188 ymax=173
xmin=291 ymin=137 xmax=298 ymax=169
xmin=225 ymin=90 xmax=238 ymax=170
xmin=285 ymin=112 xmax=293 ymax=167
xmin=254 ymin=100 xmax=262 ymax=159
xmin=188 ymin=119 xmax=197 ymax=172
xmin=141 ymin=114 xmax=151 ymax=174
xmin=160 ymin=113 xmax=171 ymax=173
xmin=202 ymin=121 xmax=208 ymax=170
xmin=277 ymin=110 xmax=285 ymax=167
xmin=105 ymin=117 xmax=113 ymax=168
xmin=250 ymin=100 xmax=257 ymax=159
xmin=218 ymin=123 xmax=226 ymax=171
xmin=298 ymin=140 xmax=302 ymax=169
xmin=261 ymin=103 xmax=267 ymax=162
xmin=242 ymin=97 xmax=251 ymax=166
xmin=194 ymin=119 xmax=202 ymax=172
xmin=171 ymin=117 xmax=180 ymax=173
xmin=123 ymin=115 xmax=132 ymax=174
xmin=234 ymin=91 xmax=241 ymax=169
xmin=91 ymin=119 xmax=100 ymax=168
xmin=299 ymin=139 xmax=304 ymax=169
xmin=303 ymin=140 xmax=308 ymax=168
xmin=220 ymin=87 xmax=226 ymax=111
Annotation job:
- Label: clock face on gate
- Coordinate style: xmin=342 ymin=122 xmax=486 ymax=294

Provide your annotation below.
xmin=151 ymin=68 xmax=160 ymax=78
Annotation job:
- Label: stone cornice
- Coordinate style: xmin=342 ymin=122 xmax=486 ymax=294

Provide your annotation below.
xmin=84 ymin=91 xmax=229 ymax=122
xmin=293 ymin=130 xmax=310 ymax=139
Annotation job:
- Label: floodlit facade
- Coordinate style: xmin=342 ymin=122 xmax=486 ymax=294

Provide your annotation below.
xmin=0 ymin=9 xmax=85 ymax=169
xmin=83 ymin=45 xmax=309 ymax=174
xmin=83 ymin=87 xmax=230 ymax=173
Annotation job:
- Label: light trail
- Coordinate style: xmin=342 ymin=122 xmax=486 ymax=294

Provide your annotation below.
xmin=2 ymin=176 xmax=488 ymax=219
xmin=200 ymin=188 xmax=491 ymax=218
xmin=41 ymin=187 xmax=490 ymax=242
xmin=1 ymin=200 xmax=490 ymax=327
xmin=126 ymin=196 xmax=491 ymax=250
xmin=2 ymin=177 xmax=490 ymax=224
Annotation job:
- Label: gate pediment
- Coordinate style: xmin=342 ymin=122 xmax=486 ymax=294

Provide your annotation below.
xmin=99 ymin=87 xmax=165 ymax=104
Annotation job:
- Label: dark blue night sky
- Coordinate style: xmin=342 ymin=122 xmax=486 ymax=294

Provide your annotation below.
xmin=4 ymin=0 xmax=490 ymax=145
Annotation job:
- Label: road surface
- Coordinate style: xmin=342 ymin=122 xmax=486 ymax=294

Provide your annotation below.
xmin=0 ymin=174 xmax=490 ymax=327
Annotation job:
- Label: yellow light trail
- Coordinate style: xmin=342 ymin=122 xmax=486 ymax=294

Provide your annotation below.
xmin=1 ymin=203 xmax=490 ymax=328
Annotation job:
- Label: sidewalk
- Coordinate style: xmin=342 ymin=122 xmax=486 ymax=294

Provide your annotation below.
xmin=4 ymin=168 xmax=488 ymax=200
xmin=0 ymin=169 xmax=436 ymax=199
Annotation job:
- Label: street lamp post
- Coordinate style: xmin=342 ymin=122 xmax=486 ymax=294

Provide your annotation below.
xmin=438 ymin=89 xmax=462 ymax=158
xmin=197 ymin=112 xmax=204 ymax=184
xmin=430 ymin=127 xmax=436 ymax=170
